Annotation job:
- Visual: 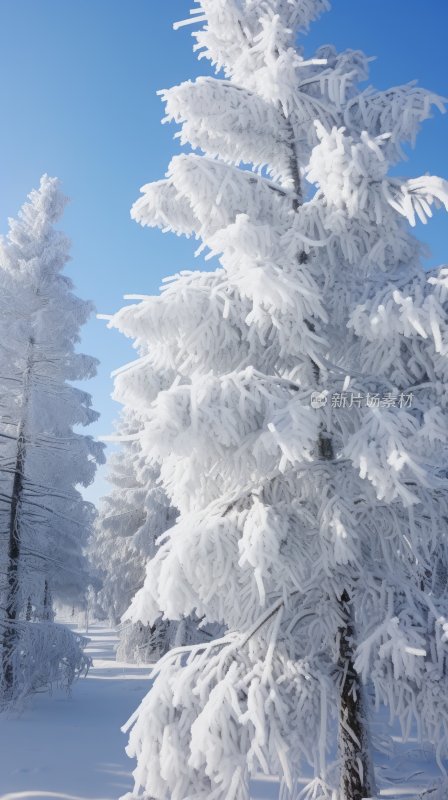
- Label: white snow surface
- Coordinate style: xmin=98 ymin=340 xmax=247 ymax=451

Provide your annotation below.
xmin=0 ymin=624 xmax=444 ymax=800
xmin=0 ymin=625 xmax=150 ymax=800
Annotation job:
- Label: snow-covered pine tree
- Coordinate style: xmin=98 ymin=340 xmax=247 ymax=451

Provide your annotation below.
xmin=89 ymin=415 xmax=151 ymax=627
xmin=0 ymin=175 xmax=104 ymax=703
xmin=106 ymin=2 xmax=448 ymax=798
xmin=89 ymin=410 xmax=182 ymax=662
xmin=90 ymin=402 xmax=219 ymax=661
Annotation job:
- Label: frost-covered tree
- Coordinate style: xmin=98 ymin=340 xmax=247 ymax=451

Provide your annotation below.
xmin=89 ymin=410 xmax=181 ymax=662
xmin=90 ymin=416 xmax=153 ymax=626
xmin=106 ymin=2 xmax=448 ymax=798
xmin=0 ymin=175 xmax=104 ymax=702
xmin=90 ymin=406 xmax=217 ymax=662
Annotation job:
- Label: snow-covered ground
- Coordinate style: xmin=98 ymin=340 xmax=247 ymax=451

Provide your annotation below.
xmin=0 ymin=625 xmax=150 ymax=800
xmin=0 ymin=625 xmax=444 ymax=800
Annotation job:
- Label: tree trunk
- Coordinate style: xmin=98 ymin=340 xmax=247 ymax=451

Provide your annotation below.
xmin=42 ymin=579 xmax=53 ymax=621
xmin=2 ymin=415 xmax=27 ymax=693
xmin=319 ymin=435 xmax=375 ymax=797
xmin=316 ymin=418 xmax=375 ymax=797
xmin=317 ymin=416 xmax=375 ymax=797
xmin=338 ymin=590 xmax=375 ymax=799
xmin=282 ymin=105 xmax=375 ymax=797
xmin=1 ymin=338 xmax=34 ymax=696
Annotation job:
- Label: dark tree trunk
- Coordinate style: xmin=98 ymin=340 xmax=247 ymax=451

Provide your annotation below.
xmin=281 ymin=103 xmax=375 ymax=797
xmin=337 ymin=590 xmax=375 ymax=799
xmin=2 ymin=416 xmax=27 ymax=693
xmin=1 ymin=339 xmax=34 ymax=696
xmin=42 ymin=579 xmax=53 ymax=621
xmin=318 ymin=429 xmax=375 ymax=797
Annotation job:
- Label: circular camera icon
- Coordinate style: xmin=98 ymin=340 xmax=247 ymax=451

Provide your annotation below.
xmin=310 ymin=391 xmax=327 ymax=409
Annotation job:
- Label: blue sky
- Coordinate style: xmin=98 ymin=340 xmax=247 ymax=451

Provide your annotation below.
xmin=0 ymin=0 xmax=447 ymax=501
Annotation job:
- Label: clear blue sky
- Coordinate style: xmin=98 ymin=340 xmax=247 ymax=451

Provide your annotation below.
xmin=0 ymin=1 xmax=447 ymax=501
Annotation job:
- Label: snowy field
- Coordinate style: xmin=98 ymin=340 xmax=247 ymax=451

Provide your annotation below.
xmin=0 ymin=626 xmax=150 ymax=800
xmin=0 ymin=625 xmax=444 ymax=800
